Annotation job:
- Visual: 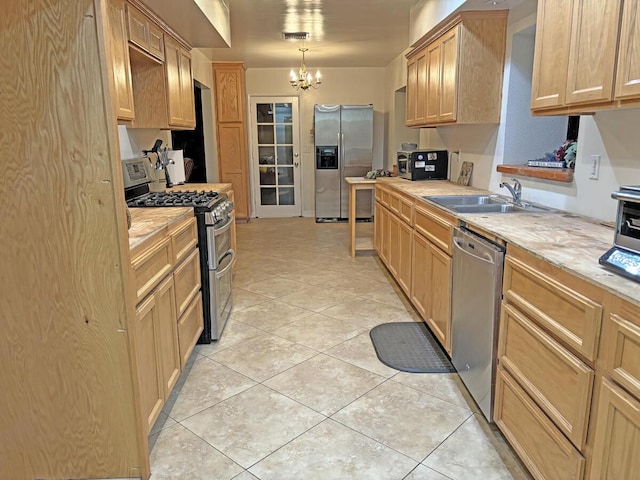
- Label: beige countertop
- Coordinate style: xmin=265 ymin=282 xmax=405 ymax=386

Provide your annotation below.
xmin=128 ymin=207 xmax=193 ymax=252
xmin=377 ymin=177 xmax=640 ymax=305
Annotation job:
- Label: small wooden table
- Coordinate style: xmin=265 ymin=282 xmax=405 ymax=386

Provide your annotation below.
xmin=345 ymin=177 xmax=377 ymax=257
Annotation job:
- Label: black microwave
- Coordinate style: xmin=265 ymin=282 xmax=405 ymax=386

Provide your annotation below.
xmin=397 ymin=150 xmax=448 ymax=181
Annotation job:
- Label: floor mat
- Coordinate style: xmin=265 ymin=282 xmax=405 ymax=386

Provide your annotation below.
xmin=369 ymin=322 xmax=456 ymax=373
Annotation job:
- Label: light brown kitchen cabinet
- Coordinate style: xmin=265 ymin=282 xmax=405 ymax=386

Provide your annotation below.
xmin=589 ymin=378 xmax=640 ymax=479
xmin=165 ymin=35 xmax=195 ymax=129
xmin=411 ymin=232 xmax=452 ymax=353
xmin=615 ymin=0 xmax=640 ymax=100
xmin=126 ymin=2 xmax=164 ymax=61
xmin=405 ymin=10 xmax=508 ymax=127
xmin=406 ymin=51 xmax=427 ymax=126
xmin=387 ymin=213 xmax=400 ymax=279
xmin=397 ymin=221 xmax=413 ymax=295
xmin=130 ymin=215 xmax=201 ymax=433
xmin=587 ymin=296 xmax=640 ymax=479
xmin=213 ymin=63 xmax=250 ymax=220
xmin=134 ymin=275 xmax=173 ymax=433
xmin=531 ymin=0 xmax=640 ymax=114
xmin=107 ymin=0 xmax=135 ymax=120
xmin=495 ymin=244 xmax=606 ymax=479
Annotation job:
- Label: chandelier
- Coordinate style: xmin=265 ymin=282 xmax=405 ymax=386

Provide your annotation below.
xmin=289 ymin=48 xmax=321 ymax=91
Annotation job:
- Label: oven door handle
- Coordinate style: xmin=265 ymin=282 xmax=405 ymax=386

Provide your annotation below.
xmin=216 ymin=249 xmax=235 ymax=278
xmin=214 ymin=213 xmax=234 ymax=236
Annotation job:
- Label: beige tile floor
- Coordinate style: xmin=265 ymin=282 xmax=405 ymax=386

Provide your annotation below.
xmin=149 ymin=218 xmax=531 ymax=480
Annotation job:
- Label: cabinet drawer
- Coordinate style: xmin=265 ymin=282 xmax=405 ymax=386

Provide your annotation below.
xmin=413 ymin=203 xmax=455 ymax=255
xmin=389 ymin=193 xmax=401 ymax=216
xmin=604 ymin=298 xmax=640 ymax=399
xmin=381 ymin=189 xmax=390 ymax=207
xmin=503 ymin=252 xmax=603 ymax=362
xmin=132 ymin=236 xmax=173 ymax=303
xmin=170 ymin=216 xmax=198 ymax=264
xmin=495 ymin=366 xmax=585 ymax=480
xmin=177 ymin=293 xmax=203 ymax=368
xmin=174 ymin=248 xmax=201 ymax=319
xmin=399 ymin=195 xmax=414 ymax=225
xmin=499 ymin=302 xmax=594 ymax=450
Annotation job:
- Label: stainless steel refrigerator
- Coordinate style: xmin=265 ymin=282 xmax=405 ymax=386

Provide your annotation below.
xmin=314 ymin=104 xmax=373 ymax=220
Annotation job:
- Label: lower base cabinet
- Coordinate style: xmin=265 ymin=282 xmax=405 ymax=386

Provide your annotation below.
xmin=494 ymin=366 xmax=585 ymax=480
xmin=177 ymin=292 xmax=204 ymax=368
xmin=135 ymin=272 xmax=183 ymax=432
xmin=589 ymin=378 xmax=640 ymax=479
xmin=411 ymin=231 xmax=452 ymax=353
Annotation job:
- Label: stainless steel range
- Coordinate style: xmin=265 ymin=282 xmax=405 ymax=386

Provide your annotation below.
xmin=600 ymin=185 xmax=640 ymax=282
xmin=123 ymin=157 xmax=234 ymax=342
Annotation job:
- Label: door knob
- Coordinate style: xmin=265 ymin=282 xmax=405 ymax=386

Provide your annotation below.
xmin=294 ymin=153 xmax=299 ymax=157
xmin=294 ymin=162 xmax=299 ymax=167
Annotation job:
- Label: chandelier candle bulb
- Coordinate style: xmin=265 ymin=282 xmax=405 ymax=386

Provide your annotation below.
xmin=289 ymin=47 xmax=322 ymax=91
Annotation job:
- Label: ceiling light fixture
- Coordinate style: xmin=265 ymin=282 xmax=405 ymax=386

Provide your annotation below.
xmin=289 ymin=47 xmax=321 ymax=91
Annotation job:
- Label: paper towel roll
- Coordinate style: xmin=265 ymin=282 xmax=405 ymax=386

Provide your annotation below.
xmin=166 ymin=149 xmax=186 ymax=185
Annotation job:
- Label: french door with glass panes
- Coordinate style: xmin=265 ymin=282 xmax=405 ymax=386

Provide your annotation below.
xmin=249 ymin=97 xmax=301 ymax=217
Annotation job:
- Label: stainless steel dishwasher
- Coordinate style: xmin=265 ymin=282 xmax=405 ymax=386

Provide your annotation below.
xmin=451 ymin=227 xmax=505 ymax=422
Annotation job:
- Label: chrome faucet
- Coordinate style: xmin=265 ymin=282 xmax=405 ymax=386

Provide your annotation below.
xmin=500 ymin=178 xmax=522 ymax=204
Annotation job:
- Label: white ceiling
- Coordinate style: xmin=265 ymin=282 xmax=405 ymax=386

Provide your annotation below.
xmin=176 ymin=0 xmax=537 ymax=69
xmin=197 ymin=0 xmax=420 ymax=68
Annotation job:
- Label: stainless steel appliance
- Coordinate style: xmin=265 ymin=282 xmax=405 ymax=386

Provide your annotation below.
xmin=397 ymin=150 xmax=448 ymax=181
xmin=599 ymin=185 xmax=640 ymax=282
xmin=451 ymin=227 xmax=505 ymax=421
xmin=314 ymin=104 xmax=373 ymax=220
xmin=122 ymin=156 xmax=234 ymax=343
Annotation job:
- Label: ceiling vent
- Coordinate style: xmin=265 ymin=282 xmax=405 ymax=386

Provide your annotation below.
xmin=283 ymin=31 xmax=310 ymax=40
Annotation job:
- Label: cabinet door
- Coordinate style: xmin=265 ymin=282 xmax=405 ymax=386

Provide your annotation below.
xmin=589 ymin=378 xmax=640 ymax=479
xmin=398 ymin=221 xmax=413 ymax=296
xmin=439 ymin=27 xmax=459 ymax=123
xmin=615 ymin=0 xmax=640 ymax=99
xmin=214 ymin=67 xmax=245 ymax=123
xmin=565 ymin=0 xmax=622 ymax=105
xmin=414 ymin=52 xmax=428 ymax=125
xmin=387 ymin=213 xmax=400 ymax=279
xmin=179 ymin=49 xmax=196 ymax=128
xmin=107 ymin=0 xmax=135 ymax=120
xmin=380 ymin=206 xmax=390 ymax=265
xmin=374 ymin=202 xmax=383 ymax=256
xmin=530 ymin=0 xmax=573 ymax=109
xmin=134 ymin=292 xmax=164 ymax=433
xmin=155 ymin=276 xmax=180 ymax=400
xmin=405 ymin=58 xmax=418 ymax=126
xmin=411 ymin=232 xmax=430 ymax=320
xmin=425 ymin=41 xmax=441 ymax=124
xmin=428 ymin=242 xmax=452 ymax=353
xmin=165 ymin=36 xmax=183 ymax=126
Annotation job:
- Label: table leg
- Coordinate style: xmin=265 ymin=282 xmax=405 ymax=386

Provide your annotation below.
xmin=349 ymin=183 xmax=356 ymax=257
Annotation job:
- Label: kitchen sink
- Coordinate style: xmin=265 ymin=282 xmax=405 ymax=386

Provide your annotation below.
xmin=424 ymin=195 xmax=509 ymax=206
xmin=425 ymin=195 xmax=551 ymax=214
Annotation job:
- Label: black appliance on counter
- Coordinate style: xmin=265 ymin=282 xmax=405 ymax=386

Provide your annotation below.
xmin=599 ymin=185 xmax=640 ymax=282
xmin=397 ymin=149 xmax=448 ymax=181
xmin=122 ymin=157 xmax=234 ymax=343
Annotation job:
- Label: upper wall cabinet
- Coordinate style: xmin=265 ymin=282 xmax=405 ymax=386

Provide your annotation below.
xmin=405 ymin=10 xmax=508 ymax=128
xmin=107 ymin=0 xmax=135 ymax=121
xmin=106 ymin=0 xmax=196 ymax=129
xmin=531 ymin=0 xmax=640 ymax=115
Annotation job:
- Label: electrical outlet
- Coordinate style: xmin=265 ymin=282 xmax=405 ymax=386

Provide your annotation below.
xmin=589 ymin=155 xmax=600 ymax=180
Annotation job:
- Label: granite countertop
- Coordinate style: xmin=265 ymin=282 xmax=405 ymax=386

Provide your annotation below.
xmin=128 ymin=207 xmax=193 ymax=252
xmin=377 ymin=177 xmax=640 ymax=306
xmin=166 ymin=183 xmax=232 ymax=194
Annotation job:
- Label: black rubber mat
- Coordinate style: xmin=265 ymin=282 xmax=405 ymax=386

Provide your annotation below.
xmin=369 ymin=322 xmax=455 ymax=373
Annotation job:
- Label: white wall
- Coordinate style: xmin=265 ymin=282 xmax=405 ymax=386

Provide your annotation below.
xmin=245 ymin=67 xmax=386 ymax=216
xmin=409 ymin=0 xmax=466 ymax=45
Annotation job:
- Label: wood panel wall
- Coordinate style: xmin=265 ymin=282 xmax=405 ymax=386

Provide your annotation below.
xmin=0 ymin=0 xmax=146 ymax=478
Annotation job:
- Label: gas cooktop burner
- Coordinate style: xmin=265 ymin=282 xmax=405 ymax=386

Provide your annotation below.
xmin=126 ymin=190 xmax=221 ymax=209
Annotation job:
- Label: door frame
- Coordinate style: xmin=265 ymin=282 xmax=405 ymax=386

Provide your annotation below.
xmin=248 ymin=95 xmax=303 ymax=218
